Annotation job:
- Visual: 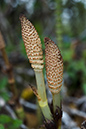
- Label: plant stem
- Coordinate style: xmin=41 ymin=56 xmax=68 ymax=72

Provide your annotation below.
xmin=55 ymin=1 xmax=63 ymax=128
xmin=34 ymin=69 xmax=52 ymax=120
xmin=55 ymin=0 xmax=63 ymax=48
xmin=1 ymin=48 xmax=18 ymax=100
xmin=1 ymin=48 xmax=26 ymax=121
xmin=58 ymin=119 xmax=61 ymax=129
xmin=53 ymin=93 xmax=62 ymax=129
xmin=52 ymin=93 xmax=61 ymax=111
xmin=36 ymin=100 xmax=42 ymax=125
xmin=1 ymin=48 xmax=10 ymax=66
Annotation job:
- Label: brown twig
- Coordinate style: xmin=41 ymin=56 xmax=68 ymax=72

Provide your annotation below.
xmin=0 ymin=31 xmax=18 ymax=102
xmin=0 ymin=31 xmax=26 ymax=121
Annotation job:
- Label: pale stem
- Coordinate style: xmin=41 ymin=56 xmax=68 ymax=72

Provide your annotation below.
xmin=36 ymin=100 xmax=42 ymax=125
xmin=34 ymin=69 xmax=52 ymax=120
xmin=53 ymin=92 xmax=61 ymax=129
xmin=52 ymin=92 xmax=61 ymax=112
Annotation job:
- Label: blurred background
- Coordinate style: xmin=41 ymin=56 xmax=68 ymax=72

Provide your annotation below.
xmin=0 ymin=0 xmax=86 ymax=129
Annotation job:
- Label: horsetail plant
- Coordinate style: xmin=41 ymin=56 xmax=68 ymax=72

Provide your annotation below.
xmin=20 ymin=15 xmax=63 ymax=129
xmin=20 ymin=15 xmax=52 ymax=120
xmin=44 ymin=37 xmax=63 ymax=129
xmin=44 ymin=37 xmax=63 ymax=111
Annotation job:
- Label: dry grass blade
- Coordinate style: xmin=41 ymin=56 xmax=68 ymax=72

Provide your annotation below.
xmin=29 ymin=85 xmax=41 ymax=101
